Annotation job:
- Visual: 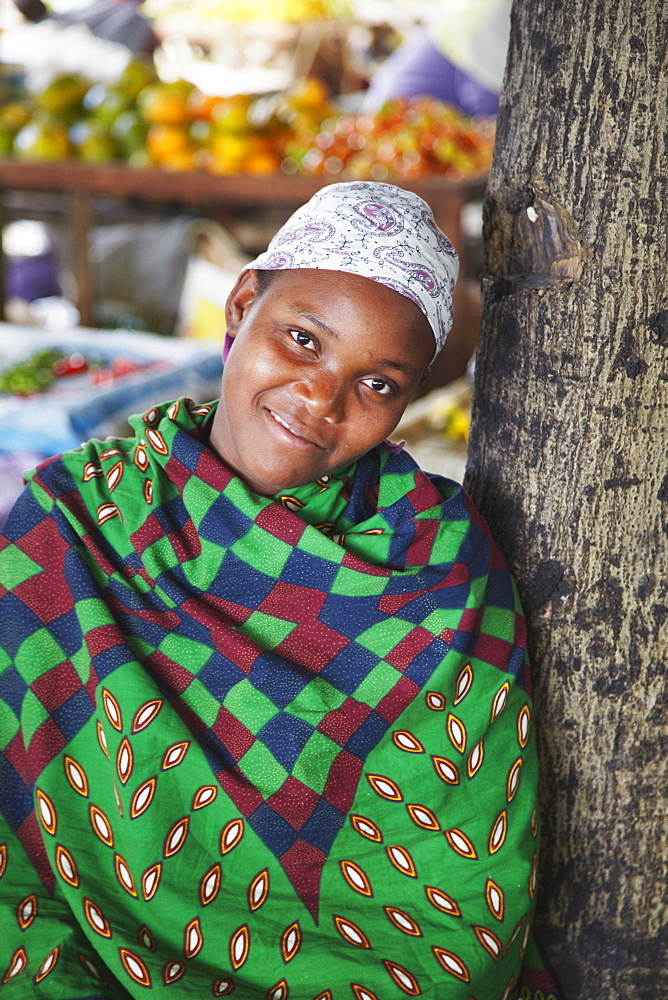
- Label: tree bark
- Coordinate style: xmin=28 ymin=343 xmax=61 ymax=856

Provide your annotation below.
xmin=463 ymin=2 xmax=668 ymax=997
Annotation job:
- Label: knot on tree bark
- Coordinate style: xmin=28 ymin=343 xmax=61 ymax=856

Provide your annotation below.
xmin=484 ymin=184 xmax=583 ymax=292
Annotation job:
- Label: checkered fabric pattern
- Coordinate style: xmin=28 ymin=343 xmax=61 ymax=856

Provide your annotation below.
xmin=0 ymin=399 xmax=558 ymax=999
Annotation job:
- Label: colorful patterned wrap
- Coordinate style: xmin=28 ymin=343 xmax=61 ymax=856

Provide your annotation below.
xmin=245 ymin=181 xmax=460 ymax=359
xmin=0 ymin=398 xmax=551 ymax=999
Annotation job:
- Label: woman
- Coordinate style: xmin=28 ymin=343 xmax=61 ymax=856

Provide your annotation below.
xmin=0 ymin=182 xmax=556 ymax=998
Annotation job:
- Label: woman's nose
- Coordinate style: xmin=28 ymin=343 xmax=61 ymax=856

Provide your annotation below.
xmin=293 ymin=371 xmax=345 ymax=422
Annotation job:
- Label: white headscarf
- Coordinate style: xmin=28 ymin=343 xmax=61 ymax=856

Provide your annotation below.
xmin=245 ymin=181 xmax=459 ymax=358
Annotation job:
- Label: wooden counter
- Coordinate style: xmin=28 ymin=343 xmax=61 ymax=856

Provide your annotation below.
xmin=0 ymin=159 xmax=485 ymax=384
xmin=0 ymin=157 xmax=483 ymax=211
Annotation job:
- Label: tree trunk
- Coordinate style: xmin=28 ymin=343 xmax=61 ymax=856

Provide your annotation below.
xmin=463 ymin=2 xmax=668 ymax=997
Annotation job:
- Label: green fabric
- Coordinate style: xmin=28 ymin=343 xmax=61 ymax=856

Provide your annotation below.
xmin=0 ymin=398 xmax=540 ymax=999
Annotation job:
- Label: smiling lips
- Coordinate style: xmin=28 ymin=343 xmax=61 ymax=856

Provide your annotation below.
xmin=267 ymin=409 xmax=326 ymax=450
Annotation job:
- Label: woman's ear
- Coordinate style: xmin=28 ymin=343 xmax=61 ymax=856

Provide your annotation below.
xmin=419 ymin=365 xmax=433 ymax=387
xmin=225 ymin=269 xmax=259 ymax=340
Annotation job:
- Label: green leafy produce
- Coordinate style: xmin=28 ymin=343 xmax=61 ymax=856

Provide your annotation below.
xmin=0 ymin=349 xmax=65 ymax=395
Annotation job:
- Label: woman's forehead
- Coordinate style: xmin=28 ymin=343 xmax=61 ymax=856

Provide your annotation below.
xmin=244 ymin=181 xmax=459 ymax=361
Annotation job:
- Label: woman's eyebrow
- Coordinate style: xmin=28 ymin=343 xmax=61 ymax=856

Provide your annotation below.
xmin=376 ymin=358 xmax=420 ymax=377
xmin=294 ymin=309 xmax=339 ymax=338
xmin=293 ymin=308 xmax=419 ymax=377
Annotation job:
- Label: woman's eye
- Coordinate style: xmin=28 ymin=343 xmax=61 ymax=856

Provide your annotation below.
xmin=290 ymin=330 xmax=316 ymax=351
xmin=362 ymin=377 xmax=393 ymax=395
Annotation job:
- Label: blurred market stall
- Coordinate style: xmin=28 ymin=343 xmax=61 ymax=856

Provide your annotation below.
xmin=0 ymin=0 xmax=496 ymax=484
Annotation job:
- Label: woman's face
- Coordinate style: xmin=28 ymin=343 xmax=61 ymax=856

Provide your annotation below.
xmin=209 ymin=268 xmax=434 ymax=496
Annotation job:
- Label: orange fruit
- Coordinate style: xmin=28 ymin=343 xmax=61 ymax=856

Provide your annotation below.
xmin=145 ymin=123 xmax=193 ymax=163
xmin=284 ymin=76 xmax=330 ymax=113
xmin=210 ymin=95 xmax=251 ymax=133
xmin=207 ymin=131 xmax=254 ymax=164
xmin=188 ymin=91 xmax=226 ymax=122
xmin=244 ymin=150 xmax=280 ymax=175
xmin=161 ymin=149 xmax=198 ymax=171
xmin=137 ymin=81 xmax=194 ymax=126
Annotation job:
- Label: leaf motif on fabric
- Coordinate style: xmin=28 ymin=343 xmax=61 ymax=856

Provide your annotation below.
xmin=34 ymin=946 xmax=60 ymax=983
xmin=84 ymin=898 xmax=112 ymax=938
xmin=517 ymin=704 xmax=531 ymax=747
xmin=138 ymin=925 xmax=156 ymax=951
xmin=97 ymin=502 xmax=121 ymax=525
xmin=200 ymin=863 xmax=222 ymax=907
xmin=163 ymin=817 xmax=189 ymax=858
xmin=220 ymin=818 xmax=244 ymax=854
xmin=131 ymin=777 xmax=157 ymax=819
xmin=133 ymin=444 xmax=149 ymax=472
xmin=340 ymin=860 xmax=373 ymax=897
xmin=161 ymin=741 xmax=190 ymax=770
xmin=473 ymin=924 xmax=502 ymax=960
xmin=491 ymin=682 xmax=510 ymax=723
xmin=529 ymin=852 xmax=539 ymax=899
xmin=106 ymin=461 xmax=124 ymax=492
xmin=192 ymin=785 xmax=218 ymax=810
xmin=432 ymin=756 xmax=460 ymax=786
xmin=64 ymin=756 xmax=89 ymax=797
xmin=385 ymin=844 xmax=417 ymax=877
xmin=116 ymin=738 xmax=134 ymax=785
xmin=248 ymin=868 xmax=269 ymax=910
xmin=424 ymin=885 xmax=461 ymax=917
xmin=229 ymin=925 xmax=250 ymax=970
xmin=333 ymin=916 xmax=371 ymax=948
xmin=2 ymin=947 xmax=27 ymax=983
xmin=163 ymin=960 xmax=186 ymax=984
xmin=119 ymin=948 xmax=151 ymax=987
xmin=507 ymin=758 xmax=523 ymax=801
xmin=467 ymin=739 xmax=484 ymax=779
xmin=280 ymin=922 xmax=302 ymax=963
xmin=453 ymin=664 xmax=473 ymax=705
xmin=352 ymin=987 xmax=377 ymax=1000
xmin=114 ymin=853 xmax=137 ymax=897
xmin=488 ymin=811 xmax=508 ymax=855
xmin=17 ymin=893 xmax=37 ymax=930
xmin=382 ymin=960 xmax=421 ymax=995
xmin=445 ymin=828 xmax=477 ymax=860
xmin=212 ymin=977 xmax=234 ymax=995
xmin=406 ymin=803 xmax=440 ymax=831
xmin=432 ymin=946 xmax=470 ymax=982
xmin=383 ymin=906 xmax=422 ymax=937
xmin=96 ymin=721 xmax=109 ymax=759
xmin=485 ymin=877 xmax=505 ymax=921
xmin=146 ymin=427 xmax=168 ymax=455
xmin=184 ymin=917 xmax=203 ymax=958
xmin=101 ymin=689 xmax=122 ymax=731
xmin=36 ymin=789 xmax=57 ymax=836
xmin=141 ymin=863 xmax=162 ymax=900
xmin=55 ymin=844 xmax=79 ymax=886
xmin=132 ymin=699 xmax=163 ymax=733
xmin=391 ymin=730 xmax=424 ymax=753
xmin=350 ymin=815 xmax=383 ymax=842
xmin=367 ymin=774 xmax=403 ymax=801
xmin=267 ymin=978 xmax=288 ymax=1000
xmin=446 ymin=713 xmax=467 ymax=753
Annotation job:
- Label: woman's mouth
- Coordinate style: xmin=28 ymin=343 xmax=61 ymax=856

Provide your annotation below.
xmin=267 ymin=409 xmax=326 ymax=450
